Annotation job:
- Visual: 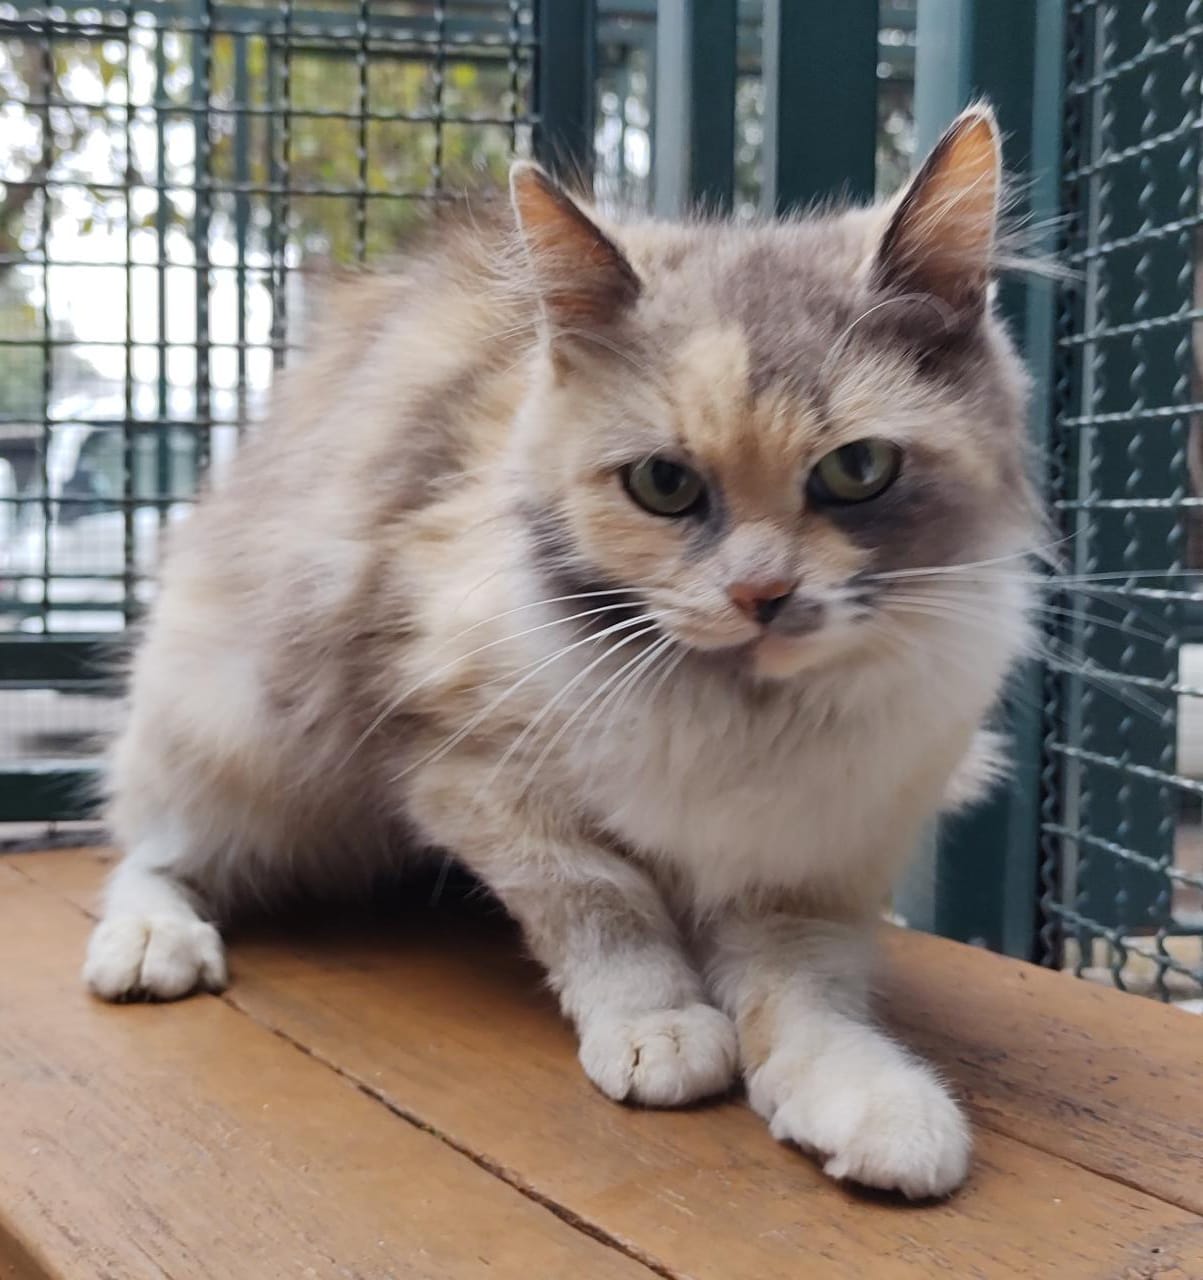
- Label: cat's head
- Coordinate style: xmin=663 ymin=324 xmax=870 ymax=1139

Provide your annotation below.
xmin=507 ymin=106 xmax=1036 ymax=680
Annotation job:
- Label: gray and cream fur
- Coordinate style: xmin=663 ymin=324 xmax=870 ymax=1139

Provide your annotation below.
xmin=85 ymin=106 xmax=1036 ymax=1199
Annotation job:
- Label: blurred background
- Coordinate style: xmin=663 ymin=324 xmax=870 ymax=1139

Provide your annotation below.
xmin=0 ymin=1 xmax=1199 ymax=1007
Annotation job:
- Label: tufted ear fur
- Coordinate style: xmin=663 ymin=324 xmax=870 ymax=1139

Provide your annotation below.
xmin=509 ymin=162 xmax=641 ymax=344
xmin=873 ymin=104 xmax=1002 ymax=314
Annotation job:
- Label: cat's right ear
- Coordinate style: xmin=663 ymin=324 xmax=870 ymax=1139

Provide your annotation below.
xmin=509 ymin=162 xmax=641 ymax=340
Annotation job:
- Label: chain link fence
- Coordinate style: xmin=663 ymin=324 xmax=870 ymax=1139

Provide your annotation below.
xmin=0 ymin=0 xmax=917 ymax=827
xmin=0 ymin=1 xmax=571 ymax=821
xmin=5 ymin=0 xmax=1202 ymax=1008
xmin=1042 ymin=0 xmax=1203 ymax=1002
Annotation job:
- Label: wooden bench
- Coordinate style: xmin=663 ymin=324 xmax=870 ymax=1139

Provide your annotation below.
xmin=3 ymin=848 xmax=1202 ymax=1279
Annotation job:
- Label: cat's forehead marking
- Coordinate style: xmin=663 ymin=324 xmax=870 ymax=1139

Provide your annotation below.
xmin=663 ymin=331 xmax=827 ymax=531
xmin=670 ymin=326 xmax=750 ymax=423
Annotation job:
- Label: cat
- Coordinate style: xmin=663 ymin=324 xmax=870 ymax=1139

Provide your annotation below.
xmin=83 ymin=104 xmax=1035 ymax=1200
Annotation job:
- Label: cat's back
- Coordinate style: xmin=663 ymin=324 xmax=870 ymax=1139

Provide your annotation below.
xmin=206 ymin=208 xmax=527 ymax=529
xmin=112 ymin=206 xmax=533 ymax=836
xmin=152 ymin=206 xmax=533 ymax=627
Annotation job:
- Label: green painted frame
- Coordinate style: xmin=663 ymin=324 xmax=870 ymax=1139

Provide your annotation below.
xmin=0 ymin=0 xmax=592 ymax=824
xmin=903 ymin=0 xmax=1067 ymax=958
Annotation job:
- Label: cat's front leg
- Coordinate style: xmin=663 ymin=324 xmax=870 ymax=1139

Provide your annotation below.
xmin=703 ymin=908 xmax=970 ymax=1199
xmin=409 ymin=755 xmax=738 ymax=1107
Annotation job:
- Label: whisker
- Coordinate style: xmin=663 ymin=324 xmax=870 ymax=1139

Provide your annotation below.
xmin=581 ymin=633 xmax=676 ymax=747
xmin=512 ymin=623 xmax=665 ymax=798
xmin=339 ymin=595 xmax=641 ymax=769
xmin=882 ymin=596 xmax=1171 ymax=723
xmin=863 ymin=537 xmax=1072 ymax=583
xmin=392 ymin=612 xmax=661 ymax=788
xmin=645 ymin=642 xmax=689 ymax=708
xmin=484 ymin=619 xmax=666 ymax=792
xmin=1030 ymin=600 xmax=1174 ymax=648
xmin=893 ymin=584 xmax=1175 ymax=648
xmin=818 ymin=292 xmax=958 ymax=383
xmin=442 ymin=587 xmax=640 ymax=640
xmin=875 ymin=565 xmax=1203 ymax=587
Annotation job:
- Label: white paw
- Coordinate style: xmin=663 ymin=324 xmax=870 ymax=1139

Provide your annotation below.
xmin=751 ymin=1051 xmax=971 ymax=1199
xmin=579 ymin=1004 xmax=738 ymax=1107
xmin=83 ymin=915 xmax=228 ymax=1002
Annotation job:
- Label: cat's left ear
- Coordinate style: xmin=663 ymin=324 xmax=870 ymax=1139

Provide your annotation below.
xmin=872 ymin=104 xmax=1001 ymax=314
xmin=509 ymin=162 xmax=641 ymax=338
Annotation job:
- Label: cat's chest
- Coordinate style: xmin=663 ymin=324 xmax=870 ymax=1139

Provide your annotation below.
xmin=564 ymin=679 xmax=966 ymax=904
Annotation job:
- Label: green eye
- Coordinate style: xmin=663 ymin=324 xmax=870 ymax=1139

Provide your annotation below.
xmin=623 ymin=457 xmax=707 ymax=517
xmin=807 ymin=439 xmax=902 ymax=505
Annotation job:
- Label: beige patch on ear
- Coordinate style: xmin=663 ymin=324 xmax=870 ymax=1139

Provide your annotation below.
xmin=510 ymin=161 xmax=640 ymax=330
xmin=876 ymin=105 xmax=1001 ymax=308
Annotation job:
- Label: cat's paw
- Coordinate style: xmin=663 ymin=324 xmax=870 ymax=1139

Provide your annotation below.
xmin=751 ymin=1051 xmax=970 ymax=1199
xmin=579 ymin=1003 xmax=738 ymax=1107
xmin=84 ymin=914 xmax=227 ymax=1002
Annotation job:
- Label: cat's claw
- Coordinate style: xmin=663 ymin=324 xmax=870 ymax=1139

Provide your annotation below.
xmin=753 ymin=1054 xmax=971 ymax=1199
xmin=84 ymin=914 xmax=227 ymax=1002
xmin=579 ymin=1003 xmax=738 ymax=1107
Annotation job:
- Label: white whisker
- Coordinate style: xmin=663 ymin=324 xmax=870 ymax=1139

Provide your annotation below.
xmin=881 ymin=596 xmax=1170 ymax=723
xmin=512 ymin=624 xmax=665 ymax=798
xmin=338 ymin=596 xmax=642 ymax=769
xmin=582 ymin=633 xmax=677 ymax=747
xmin=393 ymin=612 xmax=662 ymax=789
xmin=483 ymin=619 xmax=666 ymax=792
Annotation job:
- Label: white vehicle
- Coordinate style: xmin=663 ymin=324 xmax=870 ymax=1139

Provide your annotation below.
xmin=0 ymin=456 xmax=15 ymax=550
xmin=0 ymin=403 xmax=210 ymax=632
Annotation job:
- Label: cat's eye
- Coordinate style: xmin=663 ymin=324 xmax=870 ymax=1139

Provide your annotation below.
xmin=807 ymin=439 xmax=902 ymax=505
xmin=623 ymin=457 xmax=707 ymax=518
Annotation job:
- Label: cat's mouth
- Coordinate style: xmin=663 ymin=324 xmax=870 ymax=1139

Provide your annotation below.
xmin=664 ymin=621 xmax=841 ymax=680
xmin=660 ymin=599 xmax=875 ymax=681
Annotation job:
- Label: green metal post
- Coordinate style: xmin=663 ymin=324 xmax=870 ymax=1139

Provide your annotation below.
xmin=535 ymin=0 xmax=596 ymax=187
xmin=1053 ymin=2 xmax=1182 ymax=940
xmin=912 ymin=0 xmax=971 ymax=151
xmin=760 ymin=0 xmax=879 ymax=213
xmin=911 ymin=0 xmax=1066 ymax=957
xmin=653 ymin=0 xmax=737 ymax=217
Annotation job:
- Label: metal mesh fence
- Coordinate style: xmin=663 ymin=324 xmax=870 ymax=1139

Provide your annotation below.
xmin=1043 ymin=0 xmax=1203 ymax=1002
xmin=0 ymin=1 xmax=552 ymax=813
xmin=19 ymin=0 xmax=1202 ymax=1010
xmin=0 ymin=0 xmax=917 ymax=827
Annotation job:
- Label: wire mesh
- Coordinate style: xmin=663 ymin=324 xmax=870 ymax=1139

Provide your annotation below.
xmin=0 ymin=0 xmax=916 ymax=827
xmin=0 ymin=0 xmax=544 ymax=797
xmin=1043 ymin=0 xmax=1203 ymax=1002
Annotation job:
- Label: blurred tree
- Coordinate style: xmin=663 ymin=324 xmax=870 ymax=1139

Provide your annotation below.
xmin=0 ymin=11 xmax=529 ymax=416
xmin=1 ymin=15 xmax=528 ymax=277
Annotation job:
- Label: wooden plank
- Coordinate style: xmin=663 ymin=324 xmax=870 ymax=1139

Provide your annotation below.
xmin=879 ymin=927 xmax=1203 ymax=1217
xmin=220 ymin=916 xmax=1203 ymax=1276
xmin=0 ymin=872 xmax=654 ymax=1280
xmin=29 ymin=849 xmax=1202 ymax=1210
xmin=4 ymin=846 xmax=113 ymax=908
xmin=12 ymin=850 xmax=1203 ymax=1277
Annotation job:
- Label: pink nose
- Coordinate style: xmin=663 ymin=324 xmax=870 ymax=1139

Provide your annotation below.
xmin=728 ymin=579 xmax=796 ymax=625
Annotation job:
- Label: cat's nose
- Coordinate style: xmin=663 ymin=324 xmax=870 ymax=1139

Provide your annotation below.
xmin=728 ymin=579 xmax=796 ymax=625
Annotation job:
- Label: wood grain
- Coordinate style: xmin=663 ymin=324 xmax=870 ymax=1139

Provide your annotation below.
xmin=879 ymin=927 xmax=1203 ymax=1217
xmin=0 ymin=870 xmax=653 ymax=1280
xmin=8 ymin=849 xmax=1203 ymax=1280
xmin=221 ymin=914 xmax=1203 ymax=1277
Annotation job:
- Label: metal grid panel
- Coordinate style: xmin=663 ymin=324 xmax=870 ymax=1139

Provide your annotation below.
xmin=1043 ymin=0 xmax=1203 ymax=1000
xmin=0 ymin=1 xmax=541 ymax=815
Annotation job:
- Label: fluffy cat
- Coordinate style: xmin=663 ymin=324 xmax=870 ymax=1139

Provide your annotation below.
xmin=84 ymin=105 xmax=1035 ymax=1199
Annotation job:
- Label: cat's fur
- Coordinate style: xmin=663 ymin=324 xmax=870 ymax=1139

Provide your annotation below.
xmin=84 ymin=106 xmax=1036 ymax=1199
